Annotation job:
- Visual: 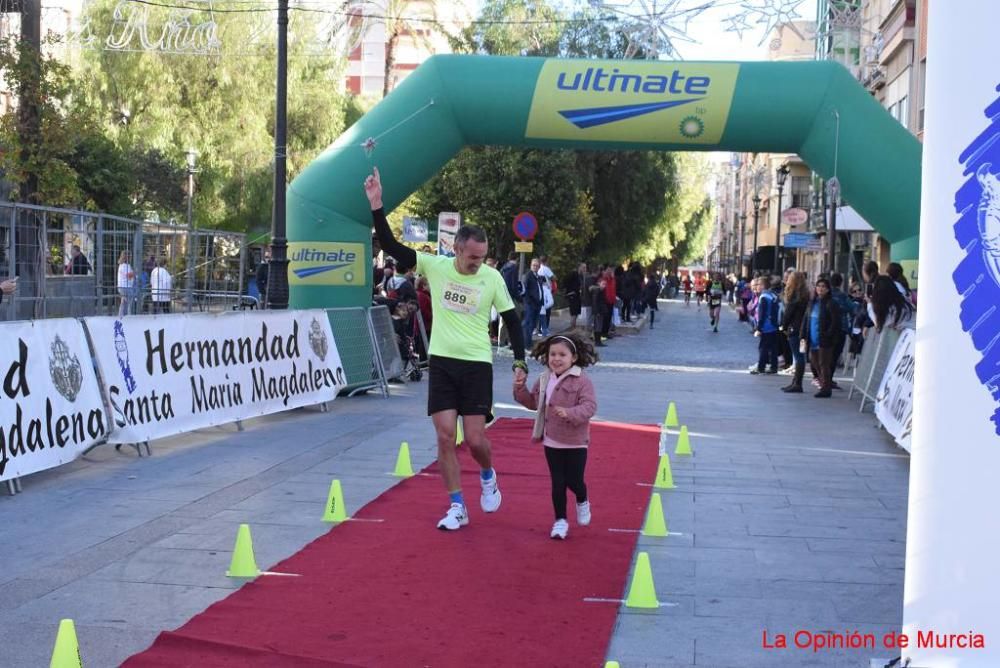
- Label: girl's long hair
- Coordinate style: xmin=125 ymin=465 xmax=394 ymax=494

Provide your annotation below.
xmin=870 ymin=275 xmax=913 ymax=332
xmin=784 ymin=271 xmax=809 ymax=304
xmin=530 ymin=332 xmax=598 ymax=368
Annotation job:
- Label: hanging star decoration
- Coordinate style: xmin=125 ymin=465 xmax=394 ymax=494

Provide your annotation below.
xmin=720 ymin=0 xmax=807 ymax=45
xmin=723 ymin=12 xmax=754 ymax=41
xmin=590 ymin=0 xmax=706 ymax=59
xmin=588 ymin=0 xmax=810 ymax=58
xmin=361 ymin=137 xmax=377 ymax=158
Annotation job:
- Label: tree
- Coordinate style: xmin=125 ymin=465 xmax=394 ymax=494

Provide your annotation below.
xmin=411 ymin=146 xmax=596 ymax=279
xmin=671 ymin=199 xmax=714 ymax=266
xmin=378 ymin=0 xmax=440 ymax=97
xmin=457 ymin=0 xmax=563 ymax=56
xmin=76 ymin=0 xmax=350 ymax=231
xmin=0 ymin=35 xmax=87 ymax=206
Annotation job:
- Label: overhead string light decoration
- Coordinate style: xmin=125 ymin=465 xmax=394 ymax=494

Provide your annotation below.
xmin=66 ymin=0 xmax=372 ymax=57
xmin=64 ymin=0 xmax=811 ymax=59
xmin=586 ymin=0 xmax=809 ymax=58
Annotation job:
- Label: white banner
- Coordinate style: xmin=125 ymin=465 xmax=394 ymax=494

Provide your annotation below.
xmin=83 ymin=310 xmax=346 ymax=444
xmin=906 ymin=3 xmax=999 ymax=666
xmin=0 ymin=319 xmax=108 ymax=482
xmin=874 ymin=328 xmax=914 ymax=452
xmin=402 ymin=216 xmax=428 ymax=242
xmin=438 ymin=212 xmax=460 ymax=257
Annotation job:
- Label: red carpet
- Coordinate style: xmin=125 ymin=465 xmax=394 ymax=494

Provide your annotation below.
xmin=124 ymin=418 xmax=660 ymax=668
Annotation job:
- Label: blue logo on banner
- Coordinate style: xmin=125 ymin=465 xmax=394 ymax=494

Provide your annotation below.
xmin=953 ymin=83 xmax=1000 ymax=435
xmin=558 ymin=99 xmax=700 ymax=129
xmin=113 ymin=320 xmax=138 ymax=394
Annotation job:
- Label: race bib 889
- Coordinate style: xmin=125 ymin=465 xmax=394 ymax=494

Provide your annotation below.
xmin=441 ymin=281 xmax=481 ymax=315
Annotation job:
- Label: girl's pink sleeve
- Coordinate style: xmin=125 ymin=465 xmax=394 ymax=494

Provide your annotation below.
xmin=513 ymin=378 xmax=540 ymax=410
xmin=563 ymin=376 xmax=597 ymax=425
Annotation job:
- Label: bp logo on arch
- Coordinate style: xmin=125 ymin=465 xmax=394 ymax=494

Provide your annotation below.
xmin=525 ymin=60 xmax=739 ymax=145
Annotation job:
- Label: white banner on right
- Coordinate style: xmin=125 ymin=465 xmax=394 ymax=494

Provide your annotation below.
xmin=905 ymin=3 xmax=999 ymax=667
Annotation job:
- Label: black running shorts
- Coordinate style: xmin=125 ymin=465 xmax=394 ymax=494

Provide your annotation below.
xmin=427 ymin=355 xmax=493 ymax=416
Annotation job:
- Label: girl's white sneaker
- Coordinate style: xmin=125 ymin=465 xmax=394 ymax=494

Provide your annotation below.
xmin=576 ymin=501 xmax=592 ymax=526
xmin=550 ymin=519 xmax=569 ymax=540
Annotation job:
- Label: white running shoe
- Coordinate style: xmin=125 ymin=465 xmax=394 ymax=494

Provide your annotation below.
xmin=550 ymin=519 xmax=569 ymax=540
xmin=576 ymin=501 xmax=592 ymax=526
xmin=436 ymin=503 xmax=469 ymax=531
xmin=480 ymin=472 xmax=502 ymax=513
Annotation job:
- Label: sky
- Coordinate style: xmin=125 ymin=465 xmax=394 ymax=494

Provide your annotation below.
xmin=679 ymin=0 xmax=818 ymax=61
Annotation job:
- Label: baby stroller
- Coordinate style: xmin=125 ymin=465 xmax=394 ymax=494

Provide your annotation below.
xmin=392 ymin=302 xmax=423 ymax=382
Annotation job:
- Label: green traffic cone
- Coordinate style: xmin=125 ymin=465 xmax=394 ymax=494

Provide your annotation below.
xmin=664 ymin=401 xmax=679 ymax=428
xmin=674 ymin=425 xmax=692 ymax=456
xmin=393 ymin=441 xmax=414 ymax=477
xmin=625 ymin=552 xmax=660 ymax=609
xmin=226 ymin=524 xmax=260 ymax=578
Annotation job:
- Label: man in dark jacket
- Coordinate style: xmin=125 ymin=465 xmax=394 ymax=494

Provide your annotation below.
xmin=589 ymin=267 xmax=609 ymax=347
xmin=521 ymin=258 xmax=544 ymax=346
xmin=255 ymin=247 xmax=270 ymax=308
xmin=500 ymin=252 xmax=521 ymax=304
xmin=68 ymin=245 xmax=91 ymax=275
xmin=829 ymin=273 xmax=856 ymax=369
xmin=563 ymin=263 xmax=585 ymax=329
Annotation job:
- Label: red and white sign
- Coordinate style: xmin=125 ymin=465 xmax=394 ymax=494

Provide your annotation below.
xmin=781 ymin=208 xmax=809 ymax=226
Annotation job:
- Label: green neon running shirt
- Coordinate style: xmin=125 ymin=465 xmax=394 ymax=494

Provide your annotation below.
xmin=415 ymin=253 xmax=515 ymax=363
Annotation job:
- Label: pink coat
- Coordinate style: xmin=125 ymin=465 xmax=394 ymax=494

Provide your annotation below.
xmin=513 ymin=366 xmax=598 ymax=446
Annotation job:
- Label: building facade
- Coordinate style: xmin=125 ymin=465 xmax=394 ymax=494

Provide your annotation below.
xmin=344 ymin=0 xmax=475 ymax=98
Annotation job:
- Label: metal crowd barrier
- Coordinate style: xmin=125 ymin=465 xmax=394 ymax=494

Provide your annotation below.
xmin=368 ymin=304 xmax=405 ymax=382
xmin=324 ymin=306 xmax=389 ymax=397
xmin=849 ymin=322 xmax=913 ymax=412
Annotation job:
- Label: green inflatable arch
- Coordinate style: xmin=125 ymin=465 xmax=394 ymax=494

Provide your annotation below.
xmin=287 ymin=55 xmax=921 ymax=310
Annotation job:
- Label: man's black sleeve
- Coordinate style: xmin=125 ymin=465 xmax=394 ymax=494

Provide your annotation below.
xmin=372 ymin=208 xmax=417 ymax=271
xmin=499 ymin=308 xmax=526 ymax=361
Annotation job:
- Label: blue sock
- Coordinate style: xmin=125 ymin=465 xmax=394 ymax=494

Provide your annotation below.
xmin=449 ymin=491 xmax=464 ymax=506
xmin=480 ymin=467 xmax=494 ymax=481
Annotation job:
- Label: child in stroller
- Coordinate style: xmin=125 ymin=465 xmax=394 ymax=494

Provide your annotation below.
xmin=392 ymin=301 xmax=423 ymax=382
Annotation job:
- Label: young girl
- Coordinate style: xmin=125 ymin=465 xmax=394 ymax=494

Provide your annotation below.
xmin=513 ymin=333 xmax=598 ymax=540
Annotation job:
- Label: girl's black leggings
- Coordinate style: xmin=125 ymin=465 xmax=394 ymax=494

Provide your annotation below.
xmin=544 ymin=446 xmax=588 ymax=520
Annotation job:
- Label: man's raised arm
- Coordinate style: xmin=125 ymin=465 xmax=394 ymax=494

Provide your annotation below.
xmin=364 ymin=167 xmax=417 ymax=271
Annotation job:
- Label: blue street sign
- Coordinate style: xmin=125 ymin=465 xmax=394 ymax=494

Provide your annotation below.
xmin=513 ymin=212 xmax=538 ymax=241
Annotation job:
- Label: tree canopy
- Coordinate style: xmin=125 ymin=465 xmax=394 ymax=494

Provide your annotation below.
xmin=2 ymin=0 xmax=713 ymax=270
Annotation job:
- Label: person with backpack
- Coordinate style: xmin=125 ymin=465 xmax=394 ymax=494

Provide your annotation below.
xmin=751 ymin=277 xmax=782 ymax=374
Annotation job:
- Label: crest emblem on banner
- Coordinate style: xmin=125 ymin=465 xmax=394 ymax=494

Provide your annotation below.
xmin=953 ymin=85 xmax=1000 ymax=435
xmin=309 ymin=318 xmax=329 ymax=361
xmin=49 ymin=335 xmax=83 ymax=402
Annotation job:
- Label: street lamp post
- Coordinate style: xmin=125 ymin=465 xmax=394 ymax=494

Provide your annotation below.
xmin=827 ymin=177 xmax=840 ymax=274
xmin=750 ymin=195 xmax=762 ymax=276
xmin=185 ymin=149 xmax=198 ymax=311
xmin=738 ymin=213 xmax=747 ymax=277
xmin=774 ymin=164 xmax=790 ymax=274
xmin=266 ymin=0 xmax=290 ymax=310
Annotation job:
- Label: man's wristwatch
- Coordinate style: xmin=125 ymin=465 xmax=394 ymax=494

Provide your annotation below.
xmin=512 ymin=360 xmax=528 ymax=373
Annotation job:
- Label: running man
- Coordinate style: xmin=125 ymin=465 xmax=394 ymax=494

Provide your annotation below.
xmin=365 ymin=168 xmax=528 ymax=531
xmin=707 ymin=273 xmax=724 ymax=333
xmin=694 ymin=273 xmax=707 ymax=309
xmin=682 ymin=275 xmax=692 ymax=306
